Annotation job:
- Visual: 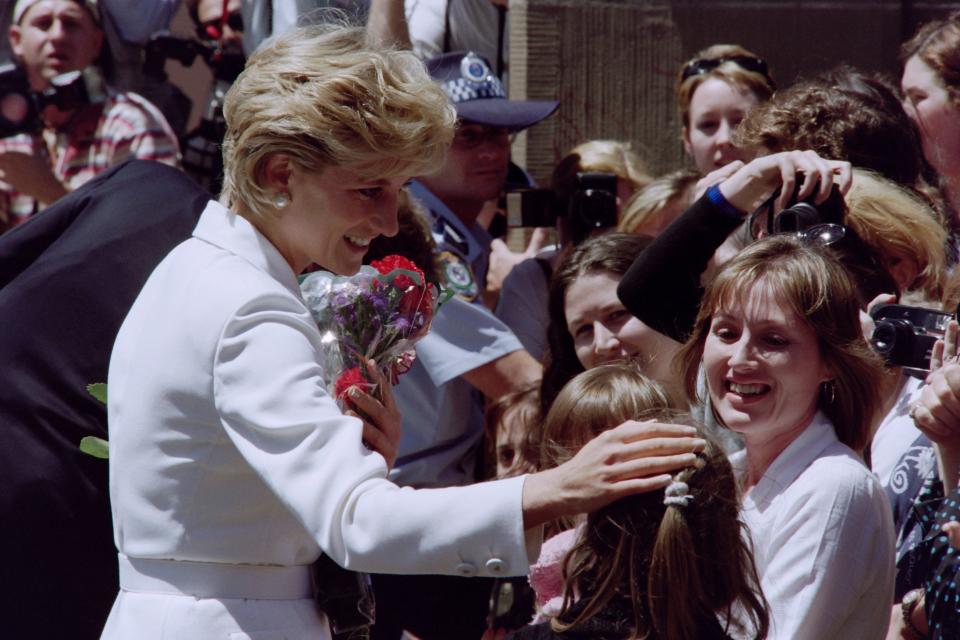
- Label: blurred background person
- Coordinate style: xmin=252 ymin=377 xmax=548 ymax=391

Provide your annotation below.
xmin=0 ymin=0 xmax=180 ymax=230
xmin=676 ymin=43 xmax=775 ymax=175
xmin=367 ymin=0 xmax=509 ymax=77
xmin=496 ymin=139 xmax=651 ymax=360
xmin=901 ymin=12 xmax=960 ymax=243
xmin=617 ymin=168 xmax=699 ymax=237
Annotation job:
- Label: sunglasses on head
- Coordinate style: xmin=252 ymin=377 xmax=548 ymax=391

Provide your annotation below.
xmin=681 ymin=55 xmax=771 ymax=83
xmin=196 ymin=11 xmax=243 ymax=42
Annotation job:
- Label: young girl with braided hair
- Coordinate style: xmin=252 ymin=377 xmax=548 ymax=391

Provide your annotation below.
xmin=513 ymin=362 xmax=768 ymax=640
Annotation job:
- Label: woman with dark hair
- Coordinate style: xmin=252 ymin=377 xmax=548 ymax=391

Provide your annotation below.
xmin=676 ymin=235 xmax=895 ymax=639
xmin=540 ymin=232 xmax=682 ymax=415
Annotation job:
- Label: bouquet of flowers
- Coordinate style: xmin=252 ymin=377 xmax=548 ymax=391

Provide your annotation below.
xmin=300 ymin=254 xmax=448 ymax=406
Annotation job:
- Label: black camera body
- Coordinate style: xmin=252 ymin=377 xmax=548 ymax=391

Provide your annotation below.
xmin=0 ymin=62 xmax=106 ymax=138
xmin=756 ymin=178 xmax=846 ymax=236
xmin=504 ymin=172 xmax=618 ymax=244
xmin=144 ymin=31 xmax=245 ymax=84
xmin=870 ymin=304 xmax=954 ymax=376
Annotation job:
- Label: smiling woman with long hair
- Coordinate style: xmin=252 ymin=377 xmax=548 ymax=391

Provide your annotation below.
xmin=677 ymin=235 xmax=895 ymax=639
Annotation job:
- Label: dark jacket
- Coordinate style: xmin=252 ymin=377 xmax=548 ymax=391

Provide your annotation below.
xmin=0 ymin=160 xmax=208 ymax=638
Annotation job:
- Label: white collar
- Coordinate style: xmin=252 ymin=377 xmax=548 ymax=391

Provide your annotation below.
xmin=732 ymin=411 xmax=839 ymax=508
xmin=192 ymin=200 xmax=302 ymax=298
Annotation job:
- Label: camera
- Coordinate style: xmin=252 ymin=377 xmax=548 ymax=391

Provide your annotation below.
xmin=751 ymin=177 xmax=846 ymax=238
xmin=144 ymin=32 xmax=246 ymax=194
xmin=0 ymin=62 xmax=106 ymax=138
xmin=504 ymin=172 xmax=618 ymax=245
xmin=144 ymin=32 xmax=245 ymax=85
xmin=869 ymin=303 xmax=955 ymax=376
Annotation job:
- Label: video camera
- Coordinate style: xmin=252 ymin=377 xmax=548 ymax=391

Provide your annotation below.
xmin=0 ymin=62 xmax=106 ymax=138
xmin=870 ymin=303 xmax=956 ymax=377
xmin=750 ymin=177 xmax=846 ymax=238
xmin=504 ymin=172 xmax=618 ymax=245
xmin=144 ymin=32 xmax=245 ymax=194
xmin=144 ymin=32 xmax=245 ymax=85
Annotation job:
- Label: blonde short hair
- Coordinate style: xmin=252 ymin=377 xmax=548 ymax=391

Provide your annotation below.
xmin=220 ymin=24 xmax=456 ymax=221
xmin=844 ymin=169 xmax=947 ymax=299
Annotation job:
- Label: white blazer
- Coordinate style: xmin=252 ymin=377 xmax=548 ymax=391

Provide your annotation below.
xmin=101 ymin=201 xmax=534 ymax=640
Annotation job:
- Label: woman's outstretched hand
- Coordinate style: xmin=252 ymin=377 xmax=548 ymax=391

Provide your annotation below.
xmin=520 ymin=421 xmax=705 ymax=529
xmin=345 ymin=359 xmax=403 ymax=469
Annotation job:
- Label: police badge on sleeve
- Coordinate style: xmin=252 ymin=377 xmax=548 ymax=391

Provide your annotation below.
xmin=437 ymin=250 xmax=479 ymax=301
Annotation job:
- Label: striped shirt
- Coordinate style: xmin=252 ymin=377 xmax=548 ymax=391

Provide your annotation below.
xmin=0 ymin=90 xmax=181 ymax=227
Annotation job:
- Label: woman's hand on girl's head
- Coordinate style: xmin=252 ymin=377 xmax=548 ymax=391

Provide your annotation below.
xmin=344 ymin=360 xmax=403 ymax=469
xmin=717 ymin=150 xmax=852 ymax=214
xmin=520 ymin=421 xmax=705 ymax=529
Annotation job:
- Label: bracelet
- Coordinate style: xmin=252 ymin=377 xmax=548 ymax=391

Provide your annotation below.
xmin=706 ymin=184 xmax=745 ymax=220
xmin=901 ymin=588 xmax=927 ymax=639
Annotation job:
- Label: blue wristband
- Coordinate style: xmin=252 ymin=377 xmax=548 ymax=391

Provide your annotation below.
xmin=706 ymin=184 xmax=745 ymax=220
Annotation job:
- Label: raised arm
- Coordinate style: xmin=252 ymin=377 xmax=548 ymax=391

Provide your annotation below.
xmin=617 ymin=152 xmax=852 ymax=342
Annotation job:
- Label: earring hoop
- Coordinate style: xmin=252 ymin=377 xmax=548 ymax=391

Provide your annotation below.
xmin=273 ymin=192 xmax=290 ymax=209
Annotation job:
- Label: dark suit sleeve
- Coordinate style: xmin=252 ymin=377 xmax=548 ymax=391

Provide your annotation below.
xmin=0 ymin=159 xmax=210 ymax=639
xmin=617 ymin=194 xmax=745 ymax=342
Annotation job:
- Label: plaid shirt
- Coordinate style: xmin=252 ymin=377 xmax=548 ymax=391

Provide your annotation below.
xmin=0 ymin=90 xmax=181 ymax=227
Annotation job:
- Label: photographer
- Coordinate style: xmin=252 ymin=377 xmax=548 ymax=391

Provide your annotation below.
xmin=495 ymin=140 xmax=650 ymax=361
xmin=0 ymin=0 xmax=179 ymax=230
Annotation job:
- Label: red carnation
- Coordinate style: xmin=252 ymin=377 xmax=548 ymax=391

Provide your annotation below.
xmin=398 ymin=285 xmax=435 ymax=321
xmin=371 ymin=254 xmax=425 ymax=290
xmin=334 ymin=366 xmax=368 ymax=400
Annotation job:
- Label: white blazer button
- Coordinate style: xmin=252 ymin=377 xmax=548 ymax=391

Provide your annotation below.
xmin=485 ymin=558 xmax=506 ymax=574
xmin=454 ymin=562 xmax=477 ymax=577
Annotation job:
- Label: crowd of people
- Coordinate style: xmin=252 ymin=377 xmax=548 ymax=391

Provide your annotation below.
xmin=3 ymin=1 xmax=960 ymax=639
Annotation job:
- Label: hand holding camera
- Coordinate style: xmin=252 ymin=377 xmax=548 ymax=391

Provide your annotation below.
xmin=717 ymin=150 xmax=852 ymax=215
xmin=870 ymin=303 xmax=956 ymax=377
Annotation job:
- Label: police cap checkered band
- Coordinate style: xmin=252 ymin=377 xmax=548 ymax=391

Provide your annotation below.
xmin=426 ymin=50 xmax=559 ymax=131
xmin=442 ymin=76 xmax=507 ymax=104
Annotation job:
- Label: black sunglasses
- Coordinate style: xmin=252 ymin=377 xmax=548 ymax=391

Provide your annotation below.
xmin=681 ymin=55 xmax=772 ymax=83
xmin=196 ymin=11 xmax=244 ymax=41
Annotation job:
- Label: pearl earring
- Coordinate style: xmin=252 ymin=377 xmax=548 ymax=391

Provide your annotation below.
xmin=273 ymin=192 xmax=290 ymax=209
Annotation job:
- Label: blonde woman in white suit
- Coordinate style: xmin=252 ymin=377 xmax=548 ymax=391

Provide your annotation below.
xmin=100 ymin=24 xmax=703 ymax=640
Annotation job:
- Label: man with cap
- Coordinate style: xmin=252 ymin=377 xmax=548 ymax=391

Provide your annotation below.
xmin=368 ymin=51 xmax=555 ymax=640
xmin=0 ymin=0 xmax=180 ymax=230
xmin=409 ymin=49 xmax=557 ymax=303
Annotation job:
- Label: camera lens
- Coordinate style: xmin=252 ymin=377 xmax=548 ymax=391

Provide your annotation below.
xmin=871 ymin=319 xmax=913 ymax=365
xmin=773 ymin=203 xmax=820 ymax=234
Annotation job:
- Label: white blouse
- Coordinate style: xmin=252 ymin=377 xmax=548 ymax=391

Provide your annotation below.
xmin=731 ymin=412 xmax=895 ymax=640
